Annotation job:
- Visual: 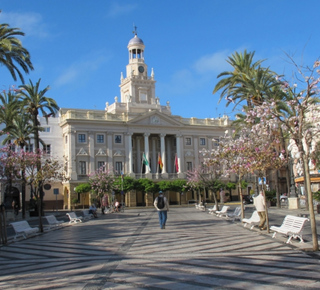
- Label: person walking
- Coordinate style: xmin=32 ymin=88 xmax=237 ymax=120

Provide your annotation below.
xmin=154 ymin=191 xmax=169 ymax=229
xmin=254 ymin=191 xmax=266 ymax=230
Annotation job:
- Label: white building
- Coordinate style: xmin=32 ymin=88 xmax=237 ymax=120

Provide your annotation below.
xmin=59 ymin=31 xmax=233 ymax=208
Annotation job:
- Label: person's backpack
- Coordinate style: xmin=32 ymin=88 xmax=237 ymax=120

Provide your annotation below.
xmin=157 ymin=196 xmax=165 ymax=209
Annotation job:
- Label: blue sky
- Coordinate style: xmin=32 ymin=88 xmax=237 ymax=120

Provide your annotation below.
xmin=1 ymin=0 xmax=320 ymax=119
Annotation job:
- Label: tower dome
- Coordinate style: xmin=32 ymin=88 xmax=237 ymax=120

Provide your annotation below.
xmin=128 ymin=34 xmax=144 ymax=46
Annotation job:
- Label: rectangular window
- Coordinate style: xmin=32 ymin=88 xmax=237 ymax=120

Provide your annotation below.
xmin=200 ymin=138 xmax=206 ymax=146
xmin=98 ymin=161 xmax=105 ymax=170
xmin=187 ymin=162 xmax=193 ymax=171
xmin=140 ymin=92 xmax=147 ymax=101
xmin=25 ymin=144 xmax=33 ymax=152
xmin=185 ymin=137 xmax=192 ymax=146
xmin=213 ymin=138 xmax=220 ymax=147
xmin=115 ymin=135 xmax=122 ymax=144
xmin=43 ymin=127 xmax=51 ymax=133
xmin=115 ymin=162 xmax=122 ymax=174
xmin=65 ymin=135 xmax=68 ymax=144
xmin=78 ymin=134 xmax=86 ymax=143
xmin=97 ymin=134 xmax=104 ymax=144
xmin=79 ymin=161 xmax=86 ymax=175
xmin=43 ymin=144 xmax=51 ymax=154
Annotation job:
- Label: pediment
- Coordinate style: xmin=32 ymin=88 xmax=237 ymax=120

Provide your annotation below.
xmin=128 ymin=112 xmax=183 ymax=127
xmin=96 ymin=148 xmax=107 ymax=156
xmin=113 ymin=150 xmax=124 ymax=156
xmin=77 ymin=148 xmax=88 ymax=156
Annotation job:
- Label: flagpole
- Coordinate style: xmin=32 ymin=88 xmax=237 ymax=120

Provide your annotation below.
xmin=157 ymin=152 xmax=159 ymax=174
xmin=141 ymin=152 xmax=144 ymax=175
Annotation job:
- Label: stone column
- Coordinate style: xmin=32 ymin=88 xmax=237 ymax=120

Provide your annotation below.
xmin=194 ymin=136 xmax=199 ymax=168
xmin=208 ymin=136 xmax=213 ymax=151
xmin=176 ymin=134 xmax=182 ymax=173
xmin=176 ymin=134 xmax=184 ymax=178
xmin=144 ymin=133 xmax=150 ymax=173
xmin=160 ymin=134 xmax=166 ymax=173
xmin=125 ymin=132 xmax=133 ymax=174
xmin=107 ymin=133 xmax=113 ymax=171
xmin=152 ymin=137 xmax=157 ymax=173
xmin=68 ymin=129 xmax=77 ymax=180
xmin=89 ymin=131 xmax=95 ymax=174
xmin=166 ymin=137 xmax=172 ymax=173
xmin=136 ymin=137 xmax=141 ymax=173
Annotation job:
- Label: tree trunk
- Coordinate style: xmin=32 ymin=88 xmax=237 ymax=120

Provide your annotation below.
xmin=260 ymin=172 xmax=270 ymax=233
xmin=302 ymin=155 xmax=319 ymax=251
xmin=21 ymin=176 xmax=26 ymax=219
xmin=239 ymin=175 xmax=245 ymax=219
xmin=275 ymin=170 xmax=280 ymax=208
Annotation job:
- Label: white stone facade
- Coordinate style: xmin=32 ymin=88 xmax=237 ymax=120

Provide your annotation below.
xmin=58 ymin=32 xmax=233 ymax=208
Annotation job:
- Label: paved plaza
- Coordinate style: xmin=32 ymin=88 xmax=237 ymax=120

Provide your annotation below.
xmin=0 ymin=206 xmax=320 ymax=289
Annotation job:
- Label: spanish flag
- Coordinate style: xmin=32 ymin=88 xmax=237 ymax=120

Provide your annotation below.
xmin=158 ymin=153 xmax=163 ymax=170
xmin=175 ymin=154 xmax=179 ymax=173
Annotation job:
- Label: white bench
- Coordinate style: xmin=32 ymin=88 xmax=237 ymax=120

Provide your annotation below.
xmin=10 ymin=220 xmax=39 ymax=240
xmin=227 ymin=206 xmax=241 ymax=221
xmin=82 ymin=209 xmax=94 ymax=220
xmin=216 ymin=206 xmax=230 ymax=217
xmin=270 ymin=215 xmax=309 ymax=243
xmin=66 ymin=212 xmax=83 ymax=224
xmin=208 ymin=205 xmax=217 ymax=214
xmin=242 ymin=210 xmax=260 ymax=229
xmin=44 ymin=215 xmax=65 ymax=229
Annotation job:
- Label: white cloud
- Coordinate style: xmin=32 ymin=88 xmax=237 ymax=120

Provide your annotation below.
xmin=193 ymin=50 xmax=231 ymax=74
xmin=0 ymin=11 xmax=48 ymax=38
xmin=106 ymin=3 xmax=137 ymax=18
xmin=54 ymin=53 xmax=109 ymax=87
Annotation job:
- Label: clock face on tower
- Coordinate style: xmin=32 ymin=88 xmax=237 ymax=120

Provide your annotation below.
xmin=138 ymin=66 xmax=144 ymax=73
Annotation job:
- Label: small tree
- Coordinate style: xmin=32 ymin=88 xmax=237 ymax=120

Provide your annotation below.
xmin=88 ymin=167 xmax=116 ymax=204
xmin=75 ymin=183 xmax=91 ymax=209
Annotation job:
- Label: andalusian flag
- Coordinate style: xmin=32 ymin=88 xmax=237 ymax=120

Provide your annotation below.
xmin=158 ymin=153 xmax=163 ymax=170
xmin=143 ymin=153 xmax=151 ymax=170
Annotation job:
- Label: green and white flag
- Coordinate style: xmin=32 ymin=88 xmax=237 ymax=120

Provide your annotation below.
xmin=143 ymin=153 xmax=151 ymax=170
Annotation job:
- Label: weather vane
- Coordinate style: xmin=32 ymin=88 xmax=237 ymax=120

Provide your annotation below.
xmin=132 ymin=24 xmax=138 ymax=35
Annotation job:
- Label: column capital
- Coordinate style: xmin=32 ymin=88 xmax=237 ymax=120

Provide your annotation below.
xmin=144 ymin=133 xmax=150 ymax=137
xmin=160 ymin=133 xmax=166 ymax=138
xmin=175 ymin=134 xmax=182 ymax=138
xmin=125 ymin=132 xmax=133 ymax=136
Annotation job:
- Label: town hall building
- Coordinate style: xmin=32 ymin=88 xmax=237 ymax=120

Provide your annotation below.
xmin=58 ymin=31 xmax=233 ymax=208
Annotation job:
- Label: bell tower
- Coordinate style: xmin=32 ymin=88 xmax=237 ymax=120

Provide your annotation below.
xmin=119 ymin=28 xmax=156 ymax=106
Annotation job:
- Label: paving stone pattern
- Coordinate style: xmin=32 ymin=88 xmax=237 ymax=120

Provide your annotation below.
xmin=0 ymin=207 xmax=320 ymax=289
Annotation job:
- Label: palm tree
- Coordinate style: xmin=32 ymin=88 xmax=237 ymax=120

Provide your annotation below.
xmin=18 ymin=78 xmax=59 ymax=231
xmin=0 ymin=89 xmax=20 ymax=129
xmin=18 ymin=79 xmax=59 ymax=153
xmin=2 ymin=115 xmax=43 ymax=219
xmin=0 ymin=90 xmax=21 ymax=204
xmin=213 ymin=50 xmax=265 ymax=109
xmin=3 ymin=117 xmax=32 ymax=218
xmin=0 ymin=23 xmax=34 ymax=83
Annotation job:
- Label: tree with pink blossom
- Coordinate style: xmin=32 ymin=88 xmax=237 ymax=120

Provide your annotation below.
xmin=245 ymin=59 xmax=320 ymax=250
xmin=0 ymin=145 xmax=68 ymax=232
xmin=88 ymin=166 xmax=117 ymax=204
